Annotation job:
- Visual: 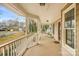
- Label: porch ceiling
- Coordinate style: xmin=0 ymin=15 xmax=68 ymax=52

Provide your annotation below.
xmin=19 ymin=3 xmax=66 ymax=24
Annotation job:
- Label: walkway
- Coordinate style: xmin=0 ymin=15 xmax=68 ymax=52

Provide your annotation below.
xmin=23 ymin=35 xmax=61 ymax=56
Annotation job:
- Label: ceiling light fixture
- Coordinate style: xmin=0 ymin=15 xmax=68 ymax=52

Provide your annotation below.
xmin=40 ymin=3 xmax=45 ymax=6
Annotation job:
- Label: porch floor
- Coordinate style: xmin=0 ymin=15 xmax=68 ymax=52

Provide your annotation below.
xmin=23 ymin=36 xmax=61 ymax=56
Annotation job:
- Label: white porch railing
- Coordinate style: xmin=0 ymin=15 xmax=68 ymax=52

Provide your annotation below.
xmin=0 ymin=33 xmax=41 ymax=56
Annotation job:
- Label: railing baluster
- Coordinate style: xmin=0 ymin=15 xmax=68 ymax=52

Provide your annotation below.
xmin=2 ymin=47 xmax=5 ymax=56
xmin=0 ymin=49 xmax=1 ymax=56
xmin=15 ymin=41 xmax=18 ymax=55
xmin=14 ymin=41 xmax=17 ymax=56
xmin=10 ymin=44 xmax=12 ymax=56
xmin=12 ymin=43 xmax=15 ymax=56
xmin=18 ymin=41 xmax=20 ymax=55
xmin=7 ymin=45 xmax=10 ymax=56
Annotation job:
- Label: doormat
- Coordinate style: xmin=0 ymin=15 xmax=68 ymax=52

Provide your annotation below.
xmin=54 ymin=41 xmax=60 ymax=44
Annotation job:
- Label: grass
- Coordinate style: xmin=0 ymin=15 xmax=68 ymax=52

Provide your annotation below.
xmin=0 ymin=31 xmax=25 ymax=45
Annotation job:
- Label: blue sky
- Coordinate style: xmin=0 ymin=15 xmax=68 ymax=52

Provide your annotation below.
xmin=0 ymin=5 xmax=26 ymax=22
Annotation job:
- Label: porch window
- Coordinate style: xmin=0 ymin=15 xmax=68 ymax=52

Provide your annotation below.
xmin=64 ymin=8 xmax=75 ymax=48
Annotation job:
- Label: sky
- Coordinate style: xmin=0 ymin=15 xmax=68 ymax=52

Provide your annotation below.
xmin=0 ymin=5 xmax=26 ymax=23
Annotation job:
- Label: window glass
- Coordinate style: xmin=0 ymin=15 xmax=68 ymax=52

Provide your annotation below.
xmin=65 ymin=8 xmax=74 ymax=28
xmin=64 ymin=8 xmax=75 ymax=48
xmin=66 ymin=29 xmax=74 ymax=48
